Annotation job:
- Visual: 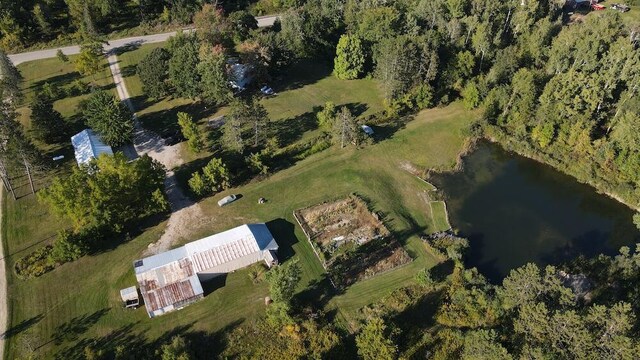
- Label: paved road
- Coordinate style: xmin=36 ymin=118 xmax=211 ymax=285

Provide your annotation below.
xmin=8 ymin=14 xmax=279 ymax=65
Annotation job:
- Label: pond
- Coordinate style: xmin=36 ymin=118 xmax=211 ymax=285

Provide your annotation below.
xmin=430 ymin=141 xmax=640 ymax=282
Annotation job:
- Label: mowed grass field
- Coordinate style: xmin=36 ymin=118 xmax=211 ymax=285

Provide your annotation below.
xmin=4 ymin=47 xmax=477 ymax=359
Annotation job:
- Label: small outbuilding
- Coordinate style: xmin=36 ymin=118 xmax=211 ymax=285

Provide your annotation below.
xmin=71 ymin=129 xmax=113 ymax=166
xmin=120 ymin=286 xmax=140 ymax=308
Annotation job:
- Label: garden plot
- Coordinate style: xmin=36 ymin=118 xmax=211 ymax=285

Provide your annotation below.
xmin=295 ymin=195 xmax=412 ymax=288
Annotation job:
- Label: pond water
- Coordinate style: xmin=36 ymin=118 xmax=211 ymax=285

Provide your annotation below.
xmin=430 ymin=141 xmax=640 ymax=282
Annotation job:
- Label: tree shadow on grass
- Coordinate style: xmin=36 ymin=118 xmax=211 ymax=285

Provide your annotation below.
xmin=120 ymin=64 xmax=137 ymax=78
xmin=271 ymin=111 xmax=318 ymax=147
xmin=1 ymin=314 xmax=44 ymax=339
xmin=140 ymin=101 xmax=218 ymax=138
xmin=274 ymin=59 xmax=333 ymax=93
xmin=30 ymin=72 xmax=82 ymax=94
xmin=53 ymin=319 xmax=243 ymax=360
xmin=53 ymin=322 xmax=148 ymax=360
xmin=294 ymin=274 xmax=344 ymax=313
xmin=51 ymin=308 xmax=111 ymax=345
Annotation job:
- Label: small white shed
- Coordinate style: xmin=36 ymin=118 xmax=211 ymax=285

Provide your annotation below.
xmin=120 ymin=286 xmax=140 ymax=308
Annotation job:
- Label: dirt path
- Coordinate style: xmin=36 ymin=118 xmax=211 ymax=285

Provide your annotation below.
xmin=107 ymin=53 xmax=204 ymax=256
xmin=0 ymin=190 xmax=6 ymax=359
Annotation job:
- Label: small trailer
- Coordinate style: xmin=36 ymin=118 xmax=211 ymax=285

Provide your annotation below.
xmin=120 ymin=286 xmax=140 ymax=309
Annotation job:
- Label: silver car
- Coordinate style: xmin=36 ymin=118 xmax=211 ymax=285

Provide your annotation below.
xmin=217 ymin=194 xmax=237 ymax=207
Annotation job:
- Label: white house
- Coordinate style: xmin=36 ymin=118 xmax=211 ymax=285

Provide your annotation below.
xmin=133 ymin=223 xmax=279 ymax=318
xmin=70 ymin=129 xmax=113 ymax=166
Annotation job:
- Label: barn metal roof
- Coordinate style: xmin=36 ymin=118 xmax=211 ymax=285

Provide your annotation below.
xmin=133 ymin=223 xmax=277 ymax=317
xmin=70 ymin=129 xmax=113 ymax=166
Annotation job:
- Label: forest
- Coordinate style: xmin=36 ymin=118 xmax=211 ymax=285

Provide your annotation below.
xmin=1 ymin=0 xmax=640 ymax=358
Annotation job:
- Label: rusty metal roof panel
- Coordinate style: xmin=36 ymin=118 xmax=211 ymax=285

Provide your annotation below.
xmin=140 ymin=275 xmax=203 ymax=313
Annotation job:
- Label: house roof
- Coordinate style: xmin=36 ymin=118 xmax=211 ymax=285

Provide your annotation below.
xmin=229 ymin=63 xmax=253 ymax=90
xmin=70 ymin=129 xmax=113 ymax=166
xmin=133 ymin=223 xmax=277 ymax=316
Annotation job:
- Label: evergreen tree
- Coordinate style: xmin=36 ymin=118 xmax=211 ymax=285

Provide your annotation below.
xmin=30 ymin=95 xmax=66 ymax=143
xmin=168 ymin=33 xmax=200 ymax=99
xmin=0 ymin=48 xmax=22 ymax=102
xmin=82 ymin=90 xmax=134 ymax=147
xmin=334 ymin=35 xmax=365 ymax=80
xmin=197 ymin=44 xmax=231 ymax=106
xmin=137 ymin=47 xmax=170 ymax=98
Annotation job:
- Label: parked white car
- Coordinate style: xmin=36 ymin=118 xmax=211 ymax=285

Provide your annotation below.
xmin=361 ymin=125 xmax=374 ymax=136
xmin=218 ymin=194 xmax=238 ymax=207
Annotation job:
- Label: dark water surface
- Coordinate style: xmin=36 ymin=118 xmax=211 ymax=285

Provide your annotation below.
xmin=431 ymin=141 xmax=640 ymax=282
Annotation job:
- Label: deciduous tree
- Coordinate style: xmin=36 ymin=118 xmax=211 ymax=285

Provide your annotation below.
xmin=39 ymin=153 xmax=167 ymax=232
xmin=355 ymin=317 xmax=397 ymax=360
xmin=75 ymin=42 xmax=104 ymax=76
xmin=177 ymin=112 xmax=204 ymax=152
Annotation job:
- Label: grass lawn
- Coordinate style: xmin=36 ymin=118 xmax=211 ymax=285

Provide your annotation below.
xmin=430 ymin=201 xmax=451 ymax=233
xmin=5 ymin=44 xmax=478 ymax=358
xmin=597 ymin=1 xmax=640 ymax=24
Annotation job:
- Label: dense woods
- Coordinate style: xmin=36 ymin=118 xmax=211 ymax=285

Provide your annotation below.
xmin=0 ymin=0 xmax=300 ymax=51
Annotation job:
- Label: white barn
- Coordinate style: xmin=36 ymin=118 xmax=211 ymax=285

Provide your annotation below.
xmin=134 ymin=223 xmax=279 ymax=318
xmin=71 ymin=129 xmax=113 ymax=166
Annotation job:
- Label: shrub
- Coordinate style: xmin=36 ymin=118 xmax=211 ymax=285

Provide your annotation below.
xmin=188 ymin=171 xmax=207 ymax=196
xmin=50 ymin=229 xmax=90 ymax=264
xmin=177 ymin=112 xmax=204 ymax=152
xmin=462 ymin=81 xmax=480 ymax=110
xmin=56 ymin=49 xmax=68 ymax=62
xmin=15 ymin=246 xmax=55 ymax=278
xmin=415 ymin=268 xmax=435 ymax=287
xmin=40 ymin=82 xmax=61 ymax=100
xmin=202 ymin=158 xmax=231 ymax=192
xmin=246 ymin=152 xmax=270 ymax=175
xmin=63 ymin=79 xmax=91 ymax=97
xmin=248 ymin=264 xmax=267 ymax=284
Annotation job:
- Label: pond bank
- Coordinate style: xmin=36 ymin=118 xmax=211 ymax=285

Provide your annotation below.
xmin=428 ymin=140 xmax=640 ymax=282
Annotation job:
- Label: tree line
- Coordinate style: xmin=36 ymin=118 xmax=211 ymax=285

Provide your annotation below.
xmin=0 ymin=0 xmax=283 ymax=51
